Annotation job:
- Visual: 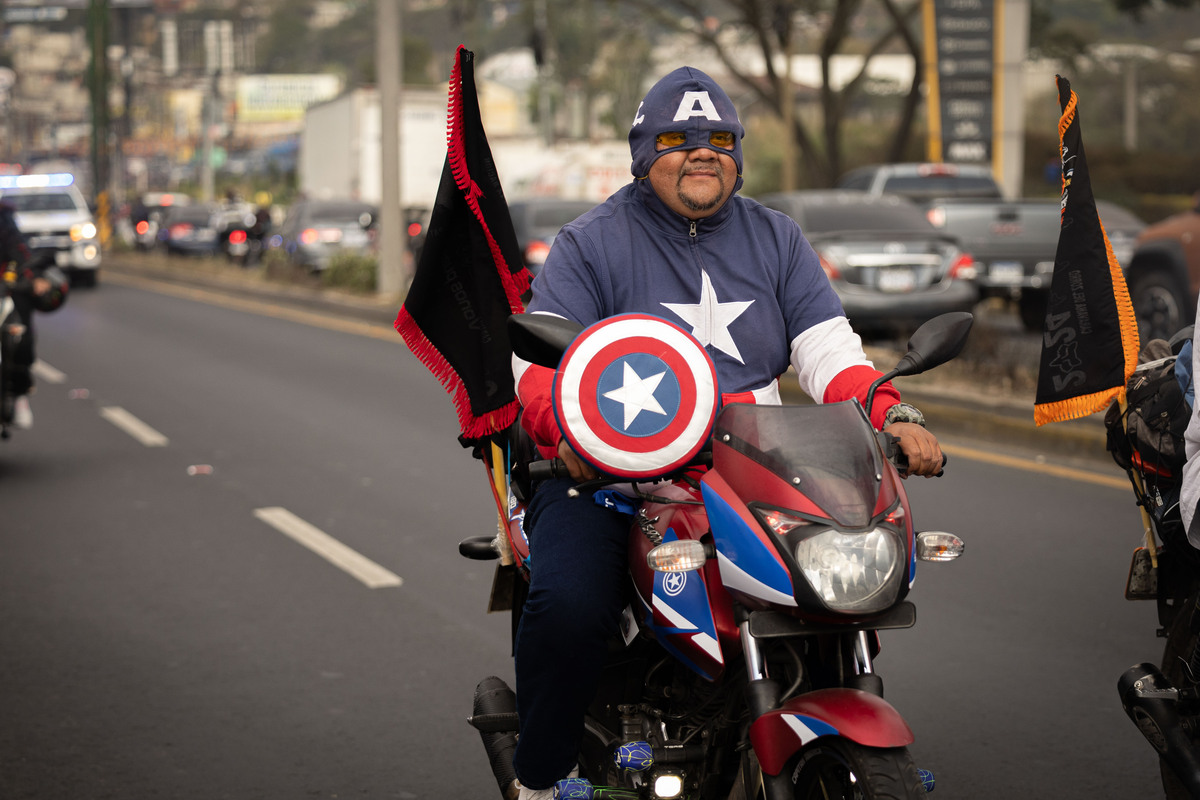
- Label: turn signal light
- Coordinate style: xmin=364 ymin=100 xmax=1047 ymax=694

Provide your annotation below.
xmin=915 ymin=531 xmax=965 ymax=562
xmin=647 ymin=540 xmax=707 ymax=572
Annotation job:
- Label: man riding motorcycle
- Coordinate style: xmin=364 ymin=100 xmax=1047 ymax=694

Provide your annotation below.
xmin=508 ymin=66 xmax=943 ymax=799
xmin=1 ymin=200 xmax=66 ymax=429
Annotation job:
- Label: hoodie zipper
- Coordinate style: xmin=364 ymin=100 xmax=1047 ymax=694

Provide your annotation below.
xmin=689 ymin=220 xmax=698 ymax=238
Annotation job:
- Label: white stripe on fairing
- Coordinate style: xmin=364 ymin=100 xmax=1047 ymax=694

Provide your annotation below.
xmin=783 ymin=715 xmax=821 ymax=745
xmin=715 ymin=550 xmax=797 ymax=606
xmin=651 ymin=592 xmax=723 ymax=663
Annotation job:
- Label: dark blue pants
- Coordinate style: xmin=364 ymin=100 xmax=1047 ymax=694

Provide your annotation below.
xmin=512 ymin=478 xmax=630 ymax=790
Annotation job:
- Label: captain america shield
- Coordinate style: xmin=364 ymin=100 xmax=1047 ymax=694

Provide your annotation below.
xmin=553 ymin=314 xmax=719 ymax=479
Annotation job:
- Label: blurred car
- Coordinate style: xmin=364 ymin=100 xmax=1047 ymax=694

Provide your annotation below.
xmin=158 ymin=203 xmax=221 ymax=256
xmin=506 ymin=198 xmax=598 ymax=276
xmin=1096 ymin=199 xmax=1147 ymax=275
xmin=276 ymin=199 xmax=377 ymax=271
xmin=756 ymin=190 xmax=980 ymax=333
xmin=133 ymin=192 xmax=191 ymax=250
xmin=1125 ymin=196 xmax=1200 ymax=342
xmin=0 ymin=173 xmax=102 ymax=286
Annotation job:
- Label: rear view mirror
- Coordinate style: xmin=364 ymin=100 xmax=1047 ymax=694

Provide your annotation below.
xmin=507 ymin=314 xmax=584 ymax=369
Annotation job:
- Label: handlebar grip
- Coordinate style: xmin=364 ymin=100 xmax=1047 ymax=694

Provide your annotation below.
xmin=881 ymin=432 xmax=948 ymax=477
xmin=527 ymin=458 xmax=568 ymax=482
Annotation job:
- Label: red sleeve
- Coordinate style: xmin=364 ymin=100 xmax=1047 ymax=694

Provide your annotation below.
xmin=822 ymin=364 xmax=900 ymax=430
xmin=516 ymin=362 xmax=562 ymax=458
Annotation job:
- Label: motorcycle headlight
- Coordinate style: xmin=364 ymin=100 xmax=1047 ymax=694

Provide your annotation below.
xmin=792 ymin=527 xmax=902 ymax=614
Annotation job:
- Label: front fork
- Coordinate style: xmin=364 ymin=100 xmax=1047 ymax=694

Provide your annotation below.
xmin=741 ymin=620 xmax=793 ymax=800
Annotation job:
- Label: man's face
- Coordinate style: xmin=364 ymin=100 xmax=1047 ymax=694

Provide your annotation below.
xmin=648 ymin=131 xmax=738 ymax=220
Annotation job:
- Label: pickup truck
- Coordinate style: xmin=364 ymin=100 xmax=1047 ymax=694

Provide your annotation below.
xmin=837 ymin=163 xmax=1145 ymax=330
xmin=837 ymin=162 xmax=1001 ymax=203
xmin=922 ymin=197 xmax=1144 ymax=330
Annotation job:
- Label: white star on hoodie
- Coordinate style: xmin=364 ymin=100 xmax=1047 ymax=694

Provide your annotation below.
xmin=662 ymin=270 xmax=754 ymax=363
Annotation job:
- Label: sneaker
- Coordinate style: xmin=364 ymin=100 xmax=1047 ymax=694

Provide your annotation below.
xmin=13 ymin=395 xmax=32 ymax=429
xmin=515 ymin=766 xmax=580 ymax=800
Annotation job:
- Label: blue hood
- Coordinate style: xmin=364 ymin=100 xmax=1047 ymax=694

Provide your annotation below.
xmin=629 ymin=66 xmax=744 ymax=192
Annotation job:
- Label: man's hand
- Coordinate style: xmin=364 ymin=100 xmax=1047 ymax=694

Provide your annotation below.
xmin=884 ymin=422 xmax=944 ymax=477
xmin=32 ymin=277 xmax=51 ymax=296
xmin=557 ymin=438 xmax=599 ymax=483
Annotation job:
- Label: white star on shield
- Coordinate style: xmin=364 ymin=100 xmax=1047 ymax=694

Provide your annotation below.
xmin=603 ymin=361 xmax=668 ymax=430
xmin=661 ymin=270 xmax=754 ymax=364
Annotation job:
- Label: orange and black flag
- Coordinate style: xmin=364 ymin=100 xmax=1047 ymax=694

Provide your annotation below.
xmin=1034 ymin=75 xmax=1140 ymax=426
xmin=395 ymin=45 xmax=529 ymax=448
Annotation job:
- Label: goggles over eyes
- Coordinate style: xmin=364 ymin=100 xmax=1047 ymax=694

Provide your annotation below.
xmin=655 ymin=130 xmax=736 ymax=150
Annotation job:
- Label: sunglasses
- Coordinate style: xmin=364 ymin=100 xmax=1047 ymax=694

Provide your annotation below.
xmin=655 ymin=131 xmax=736 ymax=150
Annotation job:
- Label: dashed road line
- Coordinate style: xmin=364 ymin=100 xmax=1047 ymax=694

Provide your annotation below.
xmin=253 ymin=506 xmax=403 ymax=589
xmin=99 ymin=406 xmax=169 ymax=447
xmin=32 ymin=359 xmax=66 ymax=384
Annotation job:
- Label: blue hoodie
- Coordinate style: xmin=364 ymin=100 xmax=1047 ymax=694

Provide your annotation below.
xmin=516 ymin=67 xmax=897 ymax=453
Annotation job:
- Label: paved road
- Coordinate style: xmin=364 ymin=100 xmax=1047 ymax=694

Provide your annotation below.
xmin=0 ymin=269 xmax=1169 ymax=798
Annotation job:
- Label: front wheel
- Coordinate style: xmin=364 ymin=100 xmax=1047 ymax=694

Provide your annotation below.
xmin=1131 ymin=269 xmax=1190 ymax=342
xmin=787 ymin=740 xmax=926 ymax=800
xmin=1159 ymin=589 xmax=1200 ymax=799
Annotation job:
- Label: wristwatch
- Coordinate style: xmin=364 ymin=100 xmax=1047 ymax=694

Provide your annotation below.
xmin=884 ymin=402 xmax=926 ymax=428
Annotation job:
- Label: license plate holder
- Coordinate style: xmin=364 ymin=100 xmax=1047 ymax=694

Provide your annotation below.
xmin=988 ymin=261 xmax=1025 ymax=284
xmin=877 ymin=268 xmax=916 ymax=293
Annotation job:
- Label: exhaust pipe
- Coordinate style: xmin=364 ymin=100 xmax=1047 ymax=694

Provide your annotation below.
xmin=1118 ymin=662 xmax=1200 ymax=797
xmin=470 ymin=676 xmax=521 ymax=800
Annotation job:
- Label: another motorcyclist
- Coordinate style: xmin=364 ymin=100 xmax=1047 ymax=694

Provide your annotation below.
xmin=1 ymin=200 xmax=60 ymax=429
xmin=508 ymin=66 xmax=943 ymax=799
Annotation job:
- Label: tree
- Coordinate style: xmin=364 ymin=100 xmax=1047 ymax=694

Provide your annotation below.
xmin=1112 ymin=0 xmax=1199 ymax=18
xmin=615 ymin=0 xmax=925 ymax=187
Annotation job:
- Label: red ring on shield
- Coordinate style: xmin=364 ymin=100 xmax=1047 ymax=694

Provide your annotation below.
xmin=553 ymin=314 xmax=719 ymax=479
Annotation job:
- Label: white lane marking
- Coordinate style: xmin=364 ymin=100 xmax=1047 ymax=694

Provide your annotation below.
xmin=32 ymin=359 xmax=66 ymax=384
xmin=99 ymin=406 xmax=169 ymax=447
xmin=253 ymin=507 xmax=403 ymax=589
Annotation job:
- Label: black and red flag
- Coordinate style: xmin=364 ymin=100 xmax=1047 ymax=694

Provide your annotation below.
xmin=1034 ymin=75 xmax=1140 ymax=426
xmin=395 ymin=45 xmax=530 ymax=446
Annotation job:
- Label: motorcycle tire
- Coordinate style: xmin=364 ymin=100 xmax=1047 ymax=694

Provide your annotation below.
xmin=1159 ymin=589 xmax=1200 ymax=799
xmin=787 ymin=740 xmax=925 ymax=800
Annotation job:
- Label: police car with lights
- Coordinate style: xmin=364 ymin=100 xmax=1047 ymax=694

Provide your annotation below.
xmin=0 ymin=173 xmax=101 ymax=287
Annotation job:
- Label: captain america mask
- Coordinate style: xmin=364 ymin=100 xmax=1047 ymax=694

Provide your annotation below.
xmin=630 ymin=67 xmax=744 ymax=188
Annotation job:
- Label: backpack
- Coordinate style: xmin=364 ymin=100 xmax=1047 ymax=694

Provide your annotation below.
xmin=1105 ymin=327 xmax=1194 ymax=483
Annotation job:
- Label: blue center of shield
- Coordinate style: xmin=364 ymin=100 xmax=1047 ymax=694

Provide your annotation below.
xmin=596 ymin=353 xmax=682 ymax=437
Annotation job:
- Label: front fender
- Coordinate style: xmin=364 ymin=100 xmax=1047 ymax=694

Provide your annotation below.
xmin=749 ymin=689 xmax=915 ymax=776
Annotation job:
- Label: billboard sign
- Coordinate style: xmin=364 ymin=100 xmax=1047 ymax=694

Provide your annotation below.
xmin=236 ymin=74 xmax=342 ymax=123
xmin=924 ymin=0 xmax=995 ymax=165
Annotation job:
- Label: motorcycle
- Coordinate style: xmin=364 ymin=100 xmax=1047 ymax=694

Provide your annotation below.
xmin=1111 ymin=330 xmax=1200 ymax=798
xmin=460 ymin=311 xmax=973 ymax=800
xmin=1 ymin=255 xmax=67 ymax=439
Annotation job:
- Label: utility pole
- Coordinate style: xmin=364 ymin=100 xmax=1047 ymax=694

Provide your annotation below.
xmin=86 ymin=0 xmax=111 ymax=243
xmin=376 ymin=0 xmax=405 ymax=296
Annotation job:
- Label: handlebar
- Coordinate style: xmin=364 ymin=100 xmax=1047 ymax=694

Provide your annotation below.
xmin=527 ymin=458 xmax=571 ymax=483
xmin=525 ymin=438 xmax=945 ymax=488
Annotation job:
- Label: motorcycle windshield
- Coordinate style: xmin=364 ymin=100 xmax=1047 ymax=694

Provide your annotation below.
xmin=713 ymin=402 xmax=883 ymax=529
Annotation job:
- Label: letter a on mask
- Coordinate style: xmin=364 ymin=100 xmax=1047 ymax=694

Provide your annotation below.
xmin=673 ymin=91 xmax=722 ymax=122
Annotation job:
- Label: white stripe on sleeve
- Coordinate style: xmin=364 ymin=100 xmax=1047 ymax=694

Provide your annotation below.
xmin=788 ymin=317 xmax=873 ymax=403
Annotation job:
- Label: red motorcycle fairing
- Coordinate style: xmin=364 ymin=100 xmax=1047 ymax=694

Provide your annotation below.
xmin=749 ymin=689 xmax=916 ymax=776
xmin=701 ymin=469 xmax=798 ymax=610
xmin=629 ymin=485 xmax=740 ymax=680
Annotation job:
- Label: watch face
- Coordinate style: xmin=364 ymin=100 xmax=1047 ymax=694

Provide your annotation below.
xmin=553 ymin=314 xmax=719 ymax=479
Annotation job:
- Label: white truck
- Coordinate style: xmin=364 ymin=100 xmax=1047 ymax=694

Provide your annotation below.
xmin=0 ymin=173 xmax=102 ymax=287
xmin=298 ymin=87 xmax=447 ymax=210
